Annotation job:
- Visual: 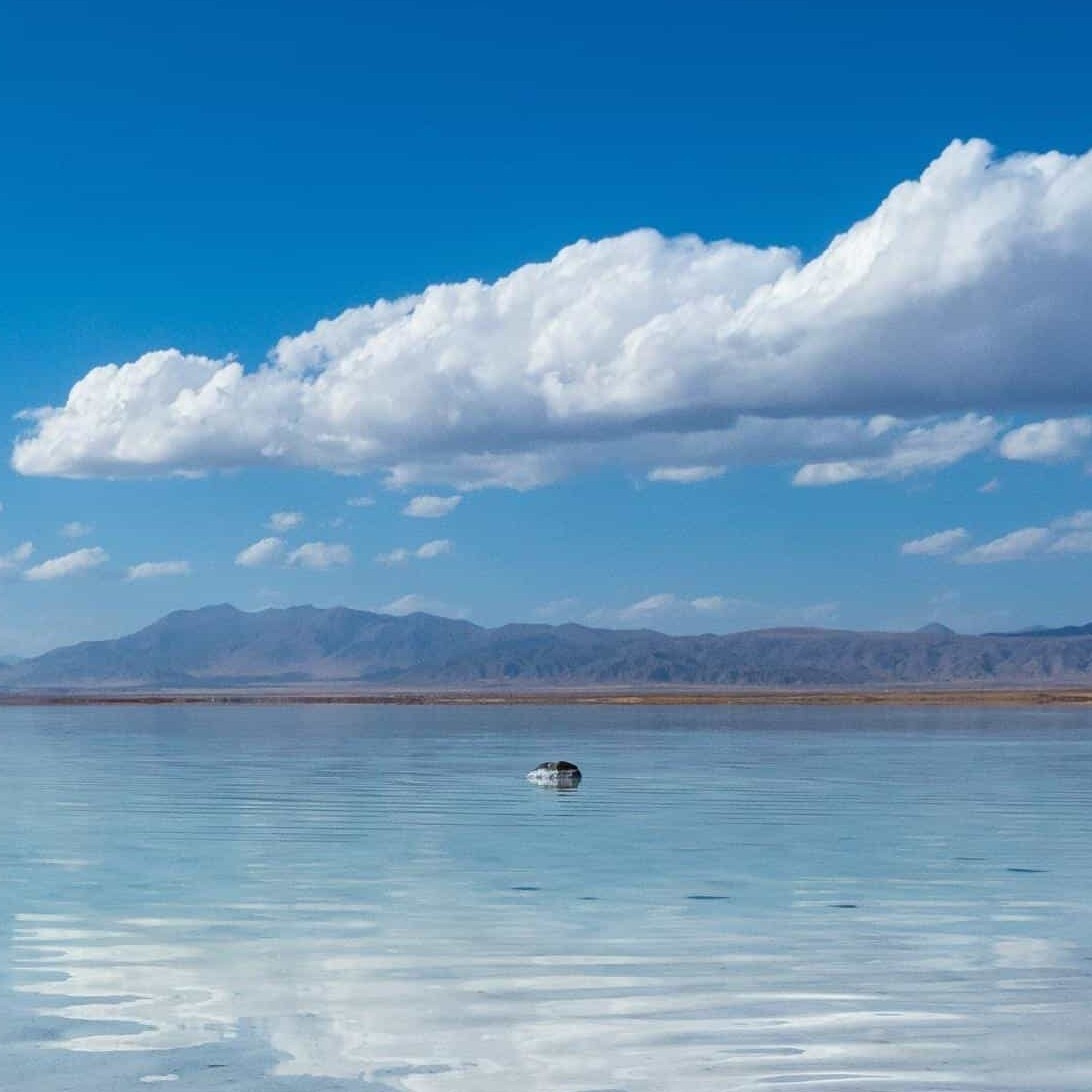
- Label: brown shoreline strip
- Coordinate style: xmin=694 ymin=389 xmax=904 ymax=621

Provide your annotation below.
xmin=2 ymin=688 xmax=1092 ymax=707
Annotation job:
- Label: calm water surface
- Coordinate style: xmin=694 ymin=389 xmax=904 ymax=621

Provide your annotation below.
xmin=1 ymin=704 xmax=1091 ymax=1091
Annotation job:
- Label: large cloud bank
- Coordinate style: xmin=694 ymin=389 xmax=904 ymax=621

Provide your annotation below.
xmin=13 ymin=140 xmax=1092 ymax=488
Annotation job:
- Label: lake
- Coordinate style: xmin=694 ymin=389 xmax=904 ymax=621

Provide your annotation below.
xmin=1 ymin=703 xmax=1091 ymax=1090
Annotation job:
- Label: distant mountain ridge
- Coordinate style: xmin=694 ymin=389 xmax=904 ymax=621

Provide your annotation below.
xmin=5 ymin=604 xmax=1092 ymax=689
xmin=986 ymin=622 xmax=1092 ymax=639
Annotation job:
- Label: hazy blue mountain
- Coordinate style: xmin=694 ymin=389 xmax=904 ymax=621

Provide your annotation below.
xmin=0 ymin=605 xmax=483 ymax=688
xmin=5 ymin=605 xmax=1092 ymax=689
xmin=987 ymin=622 xmax=1092 ymax=638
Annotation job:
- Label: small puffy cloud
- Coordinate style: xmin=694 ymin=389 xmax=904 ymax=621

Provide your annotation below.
xmin=792 ymin=461 xmax=867 ymax=487
xmin=1000 ymin=417 xmax=1092 ymax=462
xmin=236 ymin=537 xmax=350 ymax=569
xmin=267 ymin=510 xmax=303 ymax=532
xmin=235 ymin=537 xmax=285 ymax=567
xmin=1053 ymin=510 xmax=1092 ymax=531
xmin=15 ymin=141 xmax=1092 ymax=492
xmin=60 ymin=521 xmax=93 ymax=539
xmin=958 ymin=527 xmax=1052 ymax=564
xmin=612 ymin=593 xmax=746 ymax=624
xmin=378 ymin=593 xmax=432 ymax=615
xmin=0 ymin=541 xmax=34 ymax=572
xmin=901 ymin=528 xmax=971 ymax=556
xmin=377 ymin=540 xmax=452 ymax=565
xmin=1049 ymin=530 xmax=1092 ymax=554
xmin=589 ymin=593 xmax=836 ymax=630
xmin=377 ymin=593 xmax=467 ymax=617
xmin=379 ymin=594 xmax=428 ymax=615
xmin=126 ymin=560 xmax=191 ymax=580
xmin=793 ymin=415 xmax=997 ymax=486
xmin=286 ymin=541 xmax=352 ymax=569
xmin=403 ymin=495 xmax=462 ymax=518
xmin=978 ymin=477 xmax=1001 ymax=494
xmin=24 ymin=546 xmax=108 ymax=581
xmin=1045 ymin=511 xmax=1092 ymax=554
xmin=618 ymin=593 xmax=678 ymax=622
xmin=346 ymin=496 xmax=375 ymax=508
xmin=951 ymin=510 xmax=1092 ymax=564
xmin=377 ymin=546 xmax=411 ymax=565
xmin=415 ymin=538 xmax=453 ymax=559
xmin=647 ymin=465 xmax=725 ymax=484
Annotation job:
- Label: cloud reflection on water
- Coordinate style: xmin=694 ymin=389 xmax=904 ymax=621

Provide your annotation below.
xmin=4 ymin=704 xmax=1092 ymax=1090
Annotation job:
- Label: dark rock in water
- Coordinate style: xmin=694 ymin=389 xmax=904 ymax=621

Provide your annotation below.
xmin=526 ymin=760 xmax=582 ymax=785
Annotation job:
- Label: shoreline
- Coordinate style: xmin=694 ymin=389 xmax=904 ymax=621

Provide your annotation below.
xmin=3 ymin=687 xmax=1092 ymax=706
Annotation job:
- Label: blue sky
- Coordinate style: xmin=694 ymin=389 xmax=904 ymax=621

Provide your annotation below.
xmin=1 ymin=0 xmax=1091 ymax=654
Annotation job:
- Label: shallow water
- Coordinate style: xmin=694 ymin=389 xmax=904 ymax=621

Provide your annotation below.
xmin=1 ymin=703 xmax=1091 ymax=1090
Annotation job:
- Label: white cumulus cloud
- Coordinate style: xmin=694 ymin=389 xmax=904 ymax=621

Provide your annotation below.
xmin=958 ymin=527 xmax=1052 ymax=564
xmin=126 ymin=560 xmax=191 ymax=580
xmin=415 ymin=538 xmax=453 ymax=559
xmin=900 ymin=528 xmax=971 ymax=556
xmin=1045 ymin=511 xmax=1092 ymax=554
xmin=1049 ymin=530 xmax=1092 ymax=554
xmin=793 ymin=415 xmax=998 ymax=486
xmin=950 ymin=510 xmax=1092 ymax=564
xmin=346 ymin=496 xmax=375 ymax=507
xmin=647 ymin=465 xmax=726 ymax=484
xmin=905 ymin=510 xmax=1092 ymax=564
xmin=610 ymin=593 xmax=747 ymax=624
xmin=375 ymin=538 xmax=457 ymax=564
xmin=24 ymin=546 xmax=108 ymax=581
xmin=588 ymin=593 xmax=836 ymax=629
xmin=377 ymin=593 xmax=467 ymax=617
xmin=267 ymin=511 xmax=303 ymax=532
xmin=60 ymin=521 xmax=93 ymax=538
xmin=12 ymin=140 xmax=1092 ymax=490
xmin=1000 ymin=417 xmax=1092 ymax=462
xmin=618 ymin=593 xmax=679 ymax=621
xmin=403 ymin=495 xmax=462 ymax=518
xmin=0 ymin=541 xmax=34 ymax=573
xmin=376 ymin=547 xmax=411 ymax=565
xmin=235 ymin=537 xmax=285 ymax=567
xmin=286 ymin=542 xmax=352 ymax=569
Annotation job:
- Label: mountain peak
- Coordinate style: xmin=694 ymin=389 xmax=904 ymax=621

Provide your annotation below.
xmin=168 ymin=603 xmax=242 ymax=619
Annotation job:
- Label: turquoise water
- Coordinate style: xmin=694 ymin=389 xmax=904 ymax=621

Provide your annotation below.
xmin=1 ymin=704 xmax=1091 ymax=1090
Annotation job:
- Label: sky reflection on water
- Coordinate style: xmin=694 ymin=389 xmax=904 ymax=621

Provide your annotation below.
xmin=2 ymin=704 xmax=1092 ymax=1090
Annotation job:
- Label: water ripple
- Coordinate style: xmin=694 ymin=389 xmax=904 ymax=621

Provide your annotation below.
xmin=2 ymin=703 xmax=1092 ymax=1089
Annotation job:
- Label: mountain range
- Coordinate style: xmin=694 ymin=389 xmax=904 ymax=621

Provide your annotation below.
xmin=4 ymin=604 xmax=1092 ymax=690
